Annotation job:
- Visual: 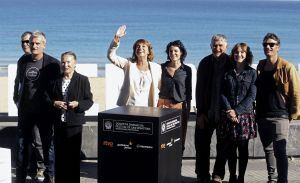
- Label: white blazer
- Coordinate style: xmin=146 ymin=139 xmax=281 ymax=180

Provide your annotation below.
xmin=107 ymin=40 xmax=161 ymax=107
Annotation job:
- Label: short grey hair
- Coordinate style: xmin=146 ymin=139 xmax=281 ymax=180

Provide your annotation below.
xmin=21 ymin=31 xmax=32 ymax=40
xmin=210 ymin=34 xmax=228 ymax=47
xmin=30 ymin=31 xmax=47 ymax=45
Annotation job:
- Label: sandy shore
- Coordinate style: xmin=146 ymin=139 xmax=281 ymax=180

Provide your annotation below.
xmin=0 ymin=77 xmax=105 ymax=113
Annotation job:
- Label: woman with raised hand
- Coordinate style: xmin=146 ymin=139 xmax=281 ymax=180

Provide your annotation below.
xmin=107 ymin=25 xmax=161 ymax=107
xmin=157 ymin=40 xmax=192 ymax=153
xmin=217 ymin=43 xmax=257 ymax=183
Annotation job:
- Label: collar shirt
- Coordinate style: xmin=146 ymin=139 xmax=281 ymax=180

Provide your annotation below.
xmin=159 ymin=61 xmax=192 ymax=103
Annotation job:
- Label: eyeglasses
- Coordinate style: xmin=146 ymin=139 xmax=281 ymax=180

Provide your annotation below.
xmin=21 ymin=40 xmax=30 ymax=44
xmin=262 ymin=42 xmax=278 ymax=48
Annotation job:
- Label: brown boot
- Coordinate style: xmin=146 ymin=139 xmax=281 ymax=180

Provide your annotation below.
xmin=211 ymin=175 xmax=222 ymax=183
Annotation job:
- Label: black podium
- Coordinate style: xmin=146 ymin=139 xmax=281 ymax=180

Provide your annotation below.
xmin=98 ymin=106 xmax=182 ymax=183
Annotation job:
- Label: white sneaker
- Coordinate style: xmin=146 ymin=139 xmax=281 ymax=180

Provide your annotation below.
xmin=36 ymin=169 xmax=45 ymax=182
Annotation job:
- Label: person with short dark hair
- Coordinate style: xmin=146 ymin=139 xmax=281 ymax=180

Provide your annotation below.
xmin=195 ymin=34 xmax=232 ymax=183
xmin=49 ymin=51 xmax=93 ymax=183
xmin=157 ymin=40 xmax=192 ymax=153
xmin=14 ymin=31 xmax=60 ymax=183
xmin=256 ymin=33 xmax=300 ymax=183
xmin=218 ymin=43 xmax=257 ymax=183
xmin=107 ymin=25 xmax=161 ymax=107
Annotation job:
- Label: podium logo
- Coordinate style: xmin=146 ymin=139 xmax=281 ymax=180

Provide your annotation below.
xmin=103 ymin=120 xmax=113 ymax=131
xmin=161 ymin=116 xmax=181 ymax=134
xmin=161 ymin=123 xmax=166 ymax=133
xmin=137 ymin=144 xmax=153 ymax=149
xmin=116 ymin=142 xmax=132 ymax=150
xmin=167 ymin=138 xmax=174 ymax=147
xmin=102 ymin=141 xmax=113 ymax=148
xmin=114 ymin=120 xmax=153 ymax=135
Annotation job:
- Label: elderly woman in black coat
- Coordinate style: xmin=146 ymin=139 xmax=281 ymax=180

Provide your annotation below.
xmin=49 ymin=51 xmax=93 ymax=183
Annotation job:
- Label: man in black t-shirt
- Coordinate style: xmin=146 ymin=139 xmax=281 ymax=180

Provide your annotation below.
xmin=256 ymin=33 xmax=300 ymax=183
xmin=14 ymin=31 xmax=60 ymax=183
xmin=17 ymin=31 xmax=47 ymax=182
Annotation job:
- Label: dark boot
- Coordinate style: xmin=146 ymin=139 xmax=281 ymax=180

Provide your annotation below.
xmin=211 ymin=175 xmax=222 ymax=183
xmin=237 ymin=176 xmax=244 ymax=183
xmin=197 ymin=176 xmax=210 ymax=183
xmin=229 ymin=174 xmax=237 ymax=183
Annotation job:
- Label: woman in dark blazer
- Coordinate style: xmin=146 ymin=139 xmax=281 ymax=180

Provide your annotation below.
xmin=49 ymin=51 xmax=93 ymax=183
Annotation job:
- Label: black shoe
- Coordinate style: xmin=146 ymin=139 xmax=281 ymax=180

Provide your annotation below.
xmin=196 ymin=177 xmax=210 ymax=183
xmin=229 ymin=175 xmax=237 ymax=183
xmin=237 ymin=176 xmax=244 ymax=183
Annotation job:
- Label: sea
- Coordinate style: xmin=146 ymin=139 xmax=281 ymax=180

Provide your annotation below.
xmin=1 ymin=0 xmax=300 ymax=72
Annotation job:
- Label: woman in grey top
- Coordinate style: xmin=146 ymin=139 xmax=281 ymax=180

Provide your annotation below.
xmin=158 ymin=40 xmax=192 ymax=152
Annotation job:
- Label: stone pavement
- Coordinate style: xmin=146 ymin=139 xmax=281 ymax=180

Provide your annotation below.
xmin=78 ymin=158 xmax=300 ymax=183
xmin=10 ymin=157 xmax=300 ymax=182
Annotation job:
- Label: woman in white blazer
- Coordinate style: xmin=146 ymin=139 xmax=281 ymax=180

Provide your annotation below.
xmin=107 ymin=25 xmax=161 ymax=107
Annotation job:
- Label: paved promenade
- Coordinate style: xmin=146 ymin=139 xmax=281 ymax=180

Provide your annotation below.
xmin=10 ymin=157 xmax=300 ymax=182
xmin=77 ymin=158 xmax=300 ymax=183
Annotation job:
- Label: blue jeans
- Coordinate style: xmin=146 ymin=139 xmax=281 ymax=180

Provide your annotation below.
xmin=28 ymin=125 xmax=45 ymax=176
xmin=16 ymin=112 xmax=55 ymax=183
xmin=258 ymin=117 xmax=289 ymax=183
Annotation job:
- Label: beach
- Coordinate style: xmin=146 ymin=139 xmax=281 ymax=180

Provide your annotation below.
xmin=1 ymin=0 xmax=300 ymax=67
xmin=0 ymin=77 xmax=105 ymax=114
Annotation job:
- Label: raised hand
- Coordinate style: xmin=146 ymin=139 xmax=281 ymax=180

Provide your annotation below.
xmin=115 ymin=25 xmax=126 ymax=38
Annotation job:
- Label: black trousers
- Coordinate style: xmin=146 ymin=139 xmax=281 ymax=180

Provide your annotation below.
xmin=16 ymin=112 xmax=54 ymax=183
xmin=226 ymin=139 xmax=249 ymax=180
xmin=194 ymin=124 xmax=227 ymax=180
xmin=54 ymin=124 xmax=83 ymax=183
xmin=181 ymin=101 xmax=190 ymax=153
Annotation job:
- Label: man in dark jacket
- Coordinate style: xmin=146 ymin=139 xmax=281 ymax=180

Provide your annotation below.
xmin=14 ymin=31 xmax=60 ymax=183
xmin=18 ymin=31 xmax=47 ymax=182
xmin=195 ymin=34 xmax=232 ymax=183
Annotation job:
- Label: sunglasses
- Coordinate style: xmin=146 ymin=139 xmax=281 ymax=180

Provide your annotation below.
xmin=21 ymin=40 xmax=30 ymax=44
xmin=262 ymin=42 xmax=278 ymax=48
